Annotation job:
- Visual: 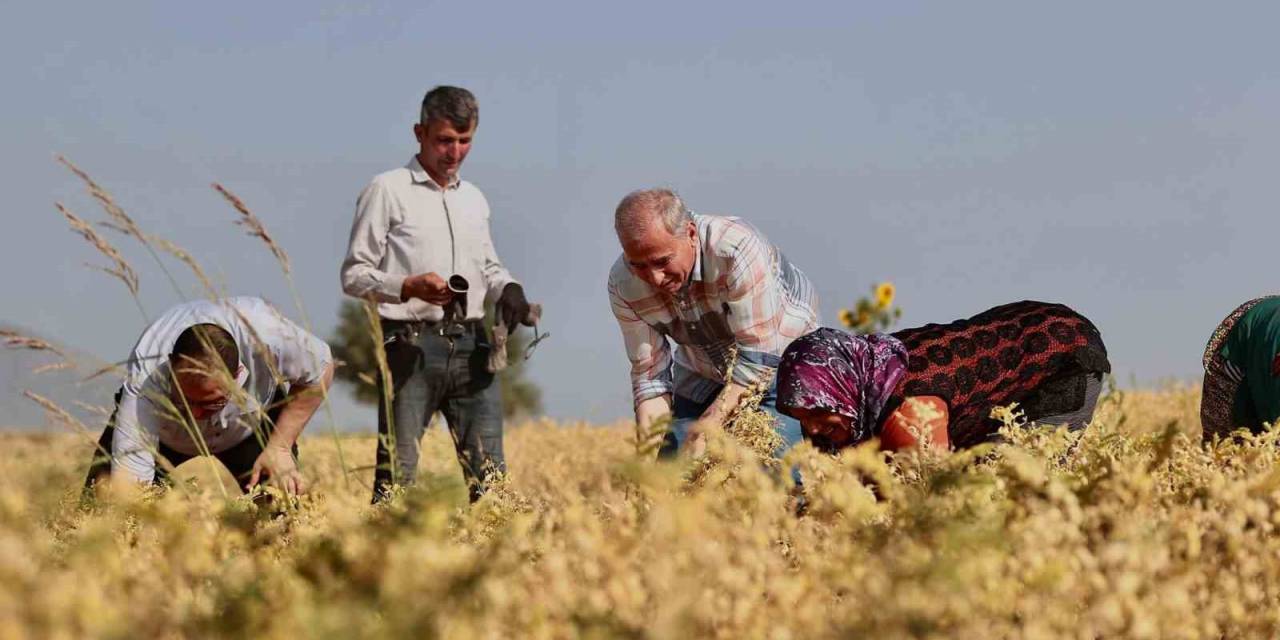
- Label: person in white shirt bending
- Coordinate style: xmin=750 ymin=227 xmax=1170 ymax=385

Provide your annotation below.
xmin=341 ymin=85 xmax=534 ymax=503
xmin=84 ymin=297 xmax=334 ymax=496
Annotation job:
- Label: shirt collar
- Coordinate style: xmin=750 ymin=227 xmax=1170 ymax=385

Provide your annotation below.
xmin=407 ymin=155 xmax=461 ymax=191
xmin=686 ymin=212 xmax=706 ymax=285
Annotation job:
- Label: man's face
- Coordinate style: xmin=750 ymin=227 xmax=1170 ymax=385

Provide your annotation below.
xmin=414 ymin=118 xmax=475 ymax=186
xmin=172 ymin=367 xmax=230 ymax=421
xmin=621 ymin=217 xmax=698 ymax=295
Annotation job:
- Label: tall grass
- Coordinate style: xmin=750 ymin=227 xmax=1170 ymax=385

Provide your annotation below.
xmin=9 ymin=162 xmax=1277 ymax=638
xmin=9 ymin=386 xmax=1280 ymax=638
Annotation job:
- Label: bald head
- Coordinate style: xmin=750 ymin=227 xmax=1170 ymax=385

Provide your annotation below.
xmin=614 ymin=188 xmax=692 ymax=242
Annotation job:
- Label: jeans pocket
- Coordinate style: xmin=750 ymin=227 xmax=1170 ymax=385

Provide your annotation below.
xmin=464 ymin=340 xmax=496 ymax=390
xmin=382 ymin=329 xmax=421 ymax=376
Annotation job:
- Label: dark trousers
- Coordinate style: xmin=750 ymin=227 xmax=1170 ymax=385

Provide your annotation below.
xmin=372 ymin=319 xmax=504 ymax=504
xmin=84 ymin=389 xmax=294 ymax=495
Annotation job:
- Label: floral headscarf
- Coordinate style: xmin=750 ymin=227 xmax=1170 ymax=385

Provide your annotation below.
xmin=777 ymin=328 xmax=909 ymax=445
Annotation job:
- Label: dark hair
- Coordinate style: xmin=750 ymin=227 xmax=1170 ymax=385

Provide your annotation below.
xmin=420 ymin=86 xmax=479 ymax=131
xmin=170 ymin=323 xmax=238 ymax=377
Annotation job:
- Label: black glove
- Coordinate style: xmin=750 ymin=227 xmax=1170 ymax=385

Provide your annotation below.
xmin=496 ymin=283 xmax=533 ymax=328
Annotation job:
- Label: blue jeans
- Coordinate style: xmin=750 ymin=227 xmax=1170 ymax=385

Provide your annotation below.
xmin=658 ymin=381 xmax=804 ymax=482
xmin=373 ymin=320 xmax=504 ymax=504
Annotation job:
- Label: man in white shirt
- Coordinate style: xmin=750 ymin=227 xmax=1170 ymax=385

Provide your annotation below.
xmin=341 ymin=85 xmax=533 ymax=503
xmin=83 ymin=297 xmax=334 ymax=496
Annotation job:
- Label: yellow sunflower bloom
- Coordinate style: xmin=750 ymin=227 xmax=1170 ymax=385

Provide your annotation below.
xmin=855 ymin=309 xmax=871 ymax=327
xmin=874 ymin=282 xmax=896 ymax=309
xmin=837 ymin=308 xmax=855 ymax=327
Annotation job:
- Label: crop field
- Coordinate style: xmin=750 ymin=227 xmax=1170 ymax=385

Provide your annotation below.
xmin=6 ymin=161 xmax=1276 ymax=639
xmin=6 ymin=383 xmax=1280 ymax=639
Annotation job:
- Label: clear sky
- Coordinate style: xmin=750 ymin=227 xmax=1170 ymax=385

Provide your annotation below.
xmin=2 ymin=2 xmax=1277 ymax=431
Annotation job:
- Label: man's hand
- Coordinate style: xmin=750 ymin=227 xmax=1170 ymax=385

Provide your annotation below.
xmin=634 ymin=394 xmax=673 ymax=456
xmin=249 ymin=445 xmax=306 ymax=495
xmin=496 ymin=283 xmax=533 ymax=328
xmin=401 ymin=272 xmax=453 ymax=305
xmin=683 ymin=418 xmax=715 ymax=459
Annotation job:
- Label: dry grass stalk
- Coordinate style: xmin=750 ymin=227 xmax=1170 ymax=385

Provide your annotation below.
xmin=0 ymin=330 xmax=68 ymax=358
xmin=58 ymin=155 xmax=189 ymax=300
xmin=54 ymin=202 xmax=139 ymax=296
xmin=83 ymin=360 xmax=128 ymax=382
xmin=722 ymin=379 xmax=784 ymax=465
xmin=56 ymin=155 xmax=145 ymax=241
xmin=73 ymin=400 xmax=114 ymax=421
xmin=23 ymin=390 xmax=91 ymax=436
xmin=711 ymin=345 xmax=785 ymax=464
xmin=31 ymin=362 xmax=74 ymax=375
xmin=362 ymin=298 xmax=400 ymax=485
xmin=213 ymin=182 xmax=290 ymax=274
xmin=1 ymin=330 xmax=71 ymax=375
xmin=148 ymin=235 xmax=220 ymax=297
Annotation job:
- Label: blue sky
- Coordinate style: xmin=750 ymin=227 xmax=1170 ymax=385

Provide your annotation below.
xmin=2 ymin=2 xmax=1278 ymax=430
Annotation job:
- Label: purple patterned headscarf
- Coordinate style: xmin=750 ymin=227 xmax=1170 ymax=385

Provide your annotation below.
xmin=777 ymin=328 xmax=910 ymax=445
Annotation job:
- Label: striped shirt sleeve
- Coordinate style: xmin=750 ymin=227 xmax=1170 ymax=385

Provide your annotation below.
xmin=608 ymin=278 xmax=674 ymax=407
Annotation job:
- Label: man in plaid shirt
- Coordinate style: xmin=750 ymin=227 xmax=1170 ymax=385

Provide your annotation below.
xmin=607 ymin=188 xmax=819 ymax=458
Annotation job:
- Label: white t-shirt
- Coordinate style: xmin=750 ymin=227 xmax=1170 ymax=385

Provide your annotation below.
xmin=111 ymin=297 xmax=332 ymax=482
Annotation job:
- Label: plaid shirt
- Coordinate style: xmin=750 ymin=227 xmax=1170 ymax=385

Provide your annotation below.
xmin=608 ymin=214 xmax=819 ymax=406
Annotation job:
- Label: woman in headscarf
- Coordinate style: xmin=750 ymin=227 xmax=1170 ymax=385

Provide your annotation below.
xmin=776 ymin=300 xmax=1110 ymax=452
xmin=1200 ymin=296 xmax=1280 ymax=441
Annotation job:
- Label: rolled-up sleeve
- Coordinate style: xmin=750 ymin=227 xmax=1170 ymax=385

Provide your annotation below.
xmin=609 ymin=280 xmax=673 ymax=407
xmin=111 ymin=389 xmax=159 ymax=483
xmin=341 ymin=180 xmax=406 ymax=303
xmin=723 ymin=233 xmax=786 ymax=388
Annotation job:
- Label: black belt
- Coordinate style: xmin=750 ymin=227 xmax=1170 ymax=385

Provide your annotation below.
xmin=381 ymin=317 xmax=484 ymax=338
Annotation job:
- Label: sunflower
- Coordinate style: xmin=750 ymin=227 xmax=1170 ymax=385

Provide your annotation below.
xmin=874 ymin=282 xmax=896 ymax=309
xmin=837 ymin=308 xmax=855 ymax=328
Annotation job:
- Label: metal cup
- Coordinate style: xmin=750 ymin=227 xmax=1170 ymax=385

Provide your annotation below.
xmin=442 ymin=274 xmax=470 ymax=331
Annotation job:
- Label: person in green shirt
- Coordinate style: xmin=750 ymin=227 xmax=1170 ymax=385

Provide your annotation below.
xmin=1201 ymin=296 xmax=1280 ymax=440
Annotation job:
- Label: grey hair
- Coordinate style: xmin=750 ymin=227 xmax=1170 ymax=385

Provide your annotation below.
xmin=420 ymin=86 xmax=479 ymax=130
xmin=614 ymin=188 xmax=693 ymax=240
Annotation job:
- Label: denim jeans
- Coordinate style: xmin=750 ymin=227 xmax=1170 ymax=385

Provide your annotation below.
xmin=373 ymin=320 xmax=504 ymax=504
xmin=658 ymin=380 xmax=804 ymax=482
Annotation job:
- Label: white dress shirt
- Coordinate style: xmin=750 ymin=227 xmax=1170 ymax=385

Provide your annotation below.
xmin=340 ymin=155 xmax=518 ymax=322
xmin=111 ymin=297 xmax=333 ymax=482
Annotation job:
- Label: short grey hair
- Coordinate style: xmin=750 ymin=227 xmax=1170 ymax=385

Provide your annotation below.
xmin=420 ymin=86 xmax=479 ymax=130
xmin=614 ymin=188 xmax=693 ymax=240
